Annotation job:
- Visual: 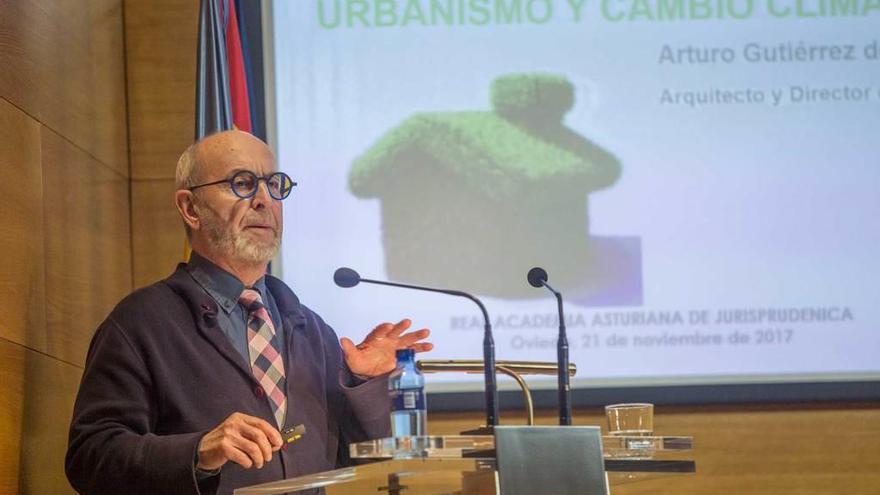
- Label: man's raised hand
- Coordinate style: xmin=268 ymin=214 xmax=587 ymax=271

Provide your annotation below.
xmin=339 ymin=319 xmax=433 ymax=378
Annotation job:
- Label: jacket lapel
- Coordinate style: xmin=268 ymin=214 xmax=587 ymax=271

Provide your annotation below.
xmin=163 ymin=264 xmax=255 ymax=380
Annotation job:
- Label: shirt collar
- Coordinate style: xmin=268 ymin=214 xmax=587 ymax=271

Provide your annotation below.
xmin=187 ymin=251 xmax=268 ymax=314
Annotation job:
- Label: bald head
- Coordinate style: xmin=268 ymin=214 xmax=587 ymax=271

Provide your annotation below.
xmin=175 ymin=130 xmax=275 ymax=191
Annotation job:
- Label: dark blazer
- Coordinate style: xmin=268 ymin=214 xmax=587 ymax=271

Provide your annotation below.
xmin=66 ymin=264 xmax=391 ymax=495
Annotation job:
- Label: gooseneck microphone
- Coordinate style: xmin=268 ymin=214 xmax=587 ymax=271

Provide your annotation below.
xmin=333 ymin=267 xmax=361 ymax=288
xmin=334 ymin=267 xmax=499 ymax=428
xmin=527 ymin=267 xmax=572 ymax=426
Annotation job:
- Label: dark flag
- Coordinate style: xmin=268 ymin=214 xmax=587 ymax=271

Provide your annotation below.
xmin=224 ymin=0 xmax=252 ymax=133
xmin=195 ymin=0 xmax=264 ymax=139
xmin=196 ymin=0 xmax=233 ymax=138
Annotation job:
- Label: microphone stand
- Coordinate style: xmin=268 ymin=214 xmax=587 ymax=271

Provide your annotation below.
xmin=336 ymin=270 xmax=499 ymax=428
xmin=551 ymin=284 xmax=571 ymax=426
xmin=528 ymin=268 xmax=572 ymax=426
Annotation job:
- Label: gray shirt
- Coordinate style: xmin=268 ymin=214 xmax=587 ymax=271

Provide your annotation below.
xmin=185 ymin=251 xmax=286 ymax=366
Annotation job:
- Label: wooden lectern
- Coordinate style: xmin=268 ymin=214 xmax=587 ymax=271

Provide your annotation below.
xmin=234 ymin=429 xmax=694 ymax=494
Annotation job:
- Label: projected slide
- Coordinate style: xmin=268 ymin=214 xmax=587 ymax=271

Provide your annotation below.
xmin=272 ymin=2 xmax=879 ymax=390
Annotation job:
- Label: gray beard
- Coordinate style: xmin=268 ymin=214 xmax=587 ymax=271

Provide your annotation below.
xmin=199 ymin=204 xmax=281 ymax=265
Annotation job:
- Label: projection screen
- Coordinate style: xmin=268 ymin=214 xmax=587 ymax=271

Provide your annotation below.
xmin=268 ymin=1 xmax=880 ymax=401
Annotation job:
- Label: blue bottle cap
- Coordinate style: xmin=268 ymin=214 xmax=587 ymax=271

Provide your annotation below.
xmin=395 ymin=348 xmax=415 ymax=360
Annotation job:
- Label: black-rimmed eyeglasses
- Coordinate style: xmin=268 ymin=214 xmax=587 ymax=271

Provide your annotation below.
xmin=188 ymin=170 xmax=297 ymax=200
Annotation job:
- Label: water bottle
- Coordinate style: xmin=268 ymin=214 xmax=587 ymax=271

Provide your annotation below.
xmin=389 ymin=348 xmax=427 ymax=437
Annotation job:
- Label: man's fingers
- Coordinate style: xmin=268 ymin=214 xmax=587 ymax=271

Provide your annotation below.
xmin=241 ymin=414 xmax=283 ymax=450
xmin=409 ymin=342 xmax=434 ymax=353
xmin=239 ymin=423 xmax=274 ymax=461
xmin=399 ymin=328 xmax=430 ymax=345
xmin=221 ymin=441 xmax=254 ymax=469
xmin=369 ymin=322 xmax=395 ymax=340
xmin=232 ymin=434 xmax=266 ymax=469
xmin=387 ymin=318 xmax=412 ymax=337
xmin=200 ymin=413 xmax=285 ymax=471
xmin=340 ymin=336 xmax=358 ymax=355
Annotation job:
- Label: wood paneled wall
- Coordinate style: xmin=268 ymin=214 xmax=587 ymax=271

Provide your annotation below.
xmin=0 ymin=1 xmax=130 ymax=493
xmin=125 ymin=0 xmax=200 ymax=288
xmin=429 ymin=404 xmax=880 ymax=495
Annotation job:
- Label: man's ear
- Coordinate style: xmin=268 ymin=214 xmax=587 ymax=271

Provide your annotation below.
xmin=174 ymin=189 xmax=200 ymax=232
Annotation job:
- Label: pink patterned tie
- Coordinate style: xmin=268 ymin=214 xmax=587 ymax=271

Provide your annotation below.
xmin=240 ymin=289 xmax=287 ymax=428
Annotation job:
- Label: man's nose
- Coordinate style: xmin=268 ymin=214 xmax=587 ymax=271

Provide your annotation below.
xmin=250 ymin=180 xmax=273 ymax=208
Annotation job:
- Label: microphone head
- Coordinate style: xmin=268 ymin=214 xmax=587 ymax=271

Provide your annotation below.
xmin=333 ymin=267 xmax=361 ymax=288
xmin=527 ymin=267 xmax=548 ymax=288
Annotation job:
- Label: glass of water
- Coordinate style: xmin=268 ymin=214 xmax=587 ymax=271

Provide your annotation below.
xmin=605 ymin=403 xmax=654 ymax=436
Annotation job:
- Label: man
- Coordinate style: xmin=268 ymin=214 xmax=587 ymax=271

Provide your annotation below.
xmin=65 ymin=130 xmax=432 ymax=494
